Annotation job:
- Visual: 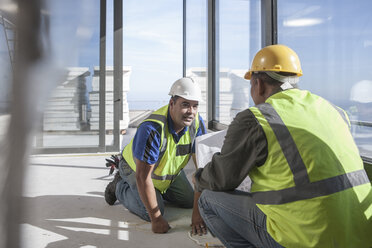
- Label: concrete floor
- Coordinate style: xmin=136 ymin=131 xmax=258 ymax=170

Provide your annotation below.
xmin=0 ymin=111 xmax=220 ymax=247
xmin=8 ymin=109 xmax=372 ymax=247
xmin=22 ymin=152 xmax=223 ymax=248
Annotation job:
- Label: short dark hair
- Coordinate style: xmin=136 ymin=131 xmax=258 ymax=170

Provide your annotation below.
xmin=254 ymin=72 xmax=297 ymax=87
xmin=170 ymin=95 xmax=180 ymax=103
xmin=254 ymin=72 xmax=279 ymax=86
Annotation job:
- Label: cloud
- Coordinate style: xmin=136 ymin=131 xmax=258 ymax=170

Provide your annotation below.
xmin=283 ymin=18 xmax=324 ymax=27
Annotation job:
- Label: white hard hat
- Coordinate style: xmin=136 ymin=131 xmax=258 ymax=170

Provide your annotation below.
xmin=168 ymin=77 xmax=203 ymax=102
xmin=350 ymin=80 xmax=372 ymax=103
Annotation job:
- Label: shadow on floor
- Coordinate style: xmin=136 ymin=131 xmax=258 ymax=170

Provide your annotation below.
xmin=21 ymin=193 xmax=195 ymax=248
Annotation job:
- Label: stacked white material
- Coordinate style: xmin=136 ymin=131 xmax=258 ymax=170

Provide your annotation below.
xmin=44 ymin=67 xmax=90 ymax=131
xmin=89 ymin=66 xmax=131 ymax=131
xmin=187 ymin=68 xmax=249 ymax=124
xmin=186 ymin=68 xmax=208 ymax=121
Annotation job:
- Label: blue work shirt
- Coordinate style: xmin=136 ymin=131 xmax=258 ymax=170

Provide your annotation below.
xmin=132 ymin=111 xmax=207 ymax=165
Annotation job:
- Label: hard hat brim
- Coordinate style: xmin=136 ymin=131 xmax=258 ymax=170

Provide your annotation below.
xmin=169 ymin=94 xmax=204 ymax=103
xmin=244 ymin=71 xmax=252 ymax=80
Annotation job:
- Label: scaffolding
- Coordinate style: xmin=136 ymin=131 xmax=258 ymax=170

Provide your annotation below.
xmin=0 ymin=14 xmax=16 ymax=72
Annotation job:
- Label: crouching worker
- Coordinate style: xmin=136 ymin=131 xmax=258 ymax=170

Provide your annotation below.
xmin=194 ymin=45 xmax=372 ymax=247
xmin=105 ymin=77 xmax=207 ymax=234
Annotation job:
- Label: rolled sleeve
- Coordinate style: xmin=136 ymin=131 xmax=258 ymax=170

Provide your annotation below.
xmin=196 ymin=115 xmax=207 ymax=137
xmin=194 ymin=109 xmax=268 ymax=192
xmin=132 ymin=122 xmax=162 ymax=165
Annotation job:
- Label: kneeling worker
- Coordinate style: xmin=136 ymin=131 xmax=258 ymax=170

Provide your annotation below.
xmin=105 ymin=77 xmax=207 ymax=234
xmin=194 ymin=44 xmax=372 ymax=247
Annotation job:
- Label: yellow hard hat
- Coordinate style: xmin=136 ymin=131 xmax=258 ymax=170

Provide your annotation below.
xmin=244 ymin=44 xmax=303 ymax=80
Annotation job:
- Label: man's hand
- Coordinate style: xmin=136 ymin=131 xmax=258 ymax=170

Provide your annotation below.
xmin=191 ymin=207 xmax=207 ymax=235
xmin=152 ymin=215 xmax=171 ymax=234
xmin=191 ymin=191 xmax=207 ymax=235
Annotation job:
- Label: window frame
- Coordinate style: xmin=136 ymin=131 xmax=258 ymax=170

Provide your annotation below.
xmin=203 ymin=0 xmax=371 ymax=162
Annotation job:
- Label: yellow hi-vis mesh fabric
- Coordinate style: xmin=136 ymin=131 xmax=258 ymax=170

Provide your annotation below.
xmin=122 ymin=104 xmax=200 ymax=193
xmin=249 ymin=89 xmax=372 ymax=247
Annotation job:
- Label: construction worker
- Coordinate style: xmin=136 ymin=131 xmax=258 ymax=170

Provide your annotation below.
xmin=348 ymin=79 xmax=372 ymax=148
xmin=194 ymin=44 xmax=372 ymax=247
xmin=104 ymin=77 xmax=207 ymax=234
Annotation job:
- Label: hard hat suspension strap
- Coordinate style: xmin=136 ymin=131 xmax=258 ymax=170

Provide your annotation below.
xmin=265 ymin=71 xmax=299 ymax=90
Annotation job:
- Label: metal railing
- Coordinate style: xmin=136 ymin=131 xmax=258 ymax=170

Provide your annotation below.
xmin=350 ymin=120 xmax=372 ymax=128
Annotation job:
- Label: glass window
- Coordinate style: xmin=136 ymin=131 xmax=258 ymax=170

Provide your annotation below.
xmin=186 ymin=0 xmax=207 ymax=120
xmin=34 ymin=0 xmax=101 ymax=148
xmin=0 ymin=16 xmax=13 ymax=114
xmin=123 ymin=0 xmax=183 ymax=110
xmin=0 ymin=15 xmax=13 ymax=148
xmin=278 ymin=0 xmax=372 ymax=158
xmin=217 ymin=0 xmax=261 ymax=125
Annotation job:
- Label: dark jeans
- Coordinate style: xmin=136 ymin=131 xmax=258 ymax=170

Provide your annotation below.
xmin=115 ymin=159 xmax=194 ymax=221
xmin=198 ymin=189 xmax=284 ymax=248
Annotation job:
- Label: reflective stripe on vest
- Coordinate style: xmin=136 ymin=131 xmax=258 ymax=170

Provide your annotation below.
xmin=146 ymin=113 xmax=167 ymax=125
xmin=252 ymin=102 xmax=369 ymax=205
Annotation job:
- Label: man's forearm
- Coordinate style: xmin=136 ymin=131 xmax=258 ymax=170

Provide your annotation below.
xmin=192 ymin=190 xmax=202 ymax=220
xmin=135 ymin=159 xmax=170 ymax=233
xmin=193 ymin=191 xmax=202 ymax=210
xmin=136 ymin=177 xmax=161 ymax=220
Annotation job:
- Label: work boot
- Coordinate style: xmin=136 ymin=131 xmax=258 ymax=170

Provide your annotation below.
xmin=104 ymin=172 xmax=122 ymax=205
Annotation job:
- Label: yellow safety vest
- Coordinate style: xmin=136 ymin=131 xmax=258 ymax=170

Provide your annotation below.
xmin=249 ymin=89 xmax=372 ymax=247
xmin=122 ymin=104 xmax=200 ymax=193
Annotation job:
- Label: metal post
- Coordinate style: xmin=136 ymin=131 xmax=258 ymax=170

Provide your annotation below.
xmin=99 ymin=0 xmax=107 ymax=151
xmin=183 ymin=0 xmax=186 ymax=77
xmin=261 ymin=0 xmax=277 ymax=47
xmin=113 ymin=0 xmax=123 ymax=150
xmin=207 ymin=0 xmax=219 ymax=129
xmin=272 ymin=0 xmax=277 ymax=44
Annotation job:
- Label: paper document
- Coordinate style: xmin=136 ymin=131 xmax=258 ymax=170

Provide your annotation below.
xmin=195 ymin=130 xmax=252 ymax=192
xmin=188 ymin=231 xmax=225 ymax=247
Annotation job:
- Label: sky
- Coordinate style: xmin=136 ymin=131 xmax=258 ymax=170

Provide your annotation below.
xmin=120 ymin=0 xmax=183 ymax=106
xmin=46 ymin=0 xmax=183 ymax=109
xmin=43 ymin=0 xmax=372 ymax=110
xmin=278 ymin=0 xmax=372 ymax=107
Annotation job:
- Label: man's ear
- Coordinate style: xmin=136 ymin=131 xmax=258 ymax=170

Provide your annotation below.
xmin=257 ymin=78 xmax=266 ymax=97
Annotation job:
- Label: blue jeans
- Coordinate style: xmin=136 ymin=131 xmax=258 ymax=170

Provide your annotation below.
xmin=115 ymin=159 xmax=194 ymax=222
xmin=198 ymin=189 xmax=283 ymax=248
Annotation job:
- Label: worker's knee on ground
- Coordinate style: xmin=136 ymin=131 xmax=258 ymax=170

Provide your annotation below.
xmin=171 ymin=194 xmax=194 ymax=209
xmin=178 ymin=198 xmax=194 ymax=209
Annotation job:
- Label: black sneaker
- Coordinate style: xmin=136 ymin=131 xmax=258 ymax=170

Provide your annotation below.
xmin=104 ymin=172 xmax=122 ymax=205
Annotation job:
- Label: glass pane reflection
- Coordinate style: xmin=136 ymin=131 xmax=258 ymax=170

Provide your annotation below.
xmin=186 ymin=0 xmax=208 ymax=120
xmin=278 ymin=0 xmax=372 ymax=158
xmin=217 ymin=0 xmax=261 ymax=125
